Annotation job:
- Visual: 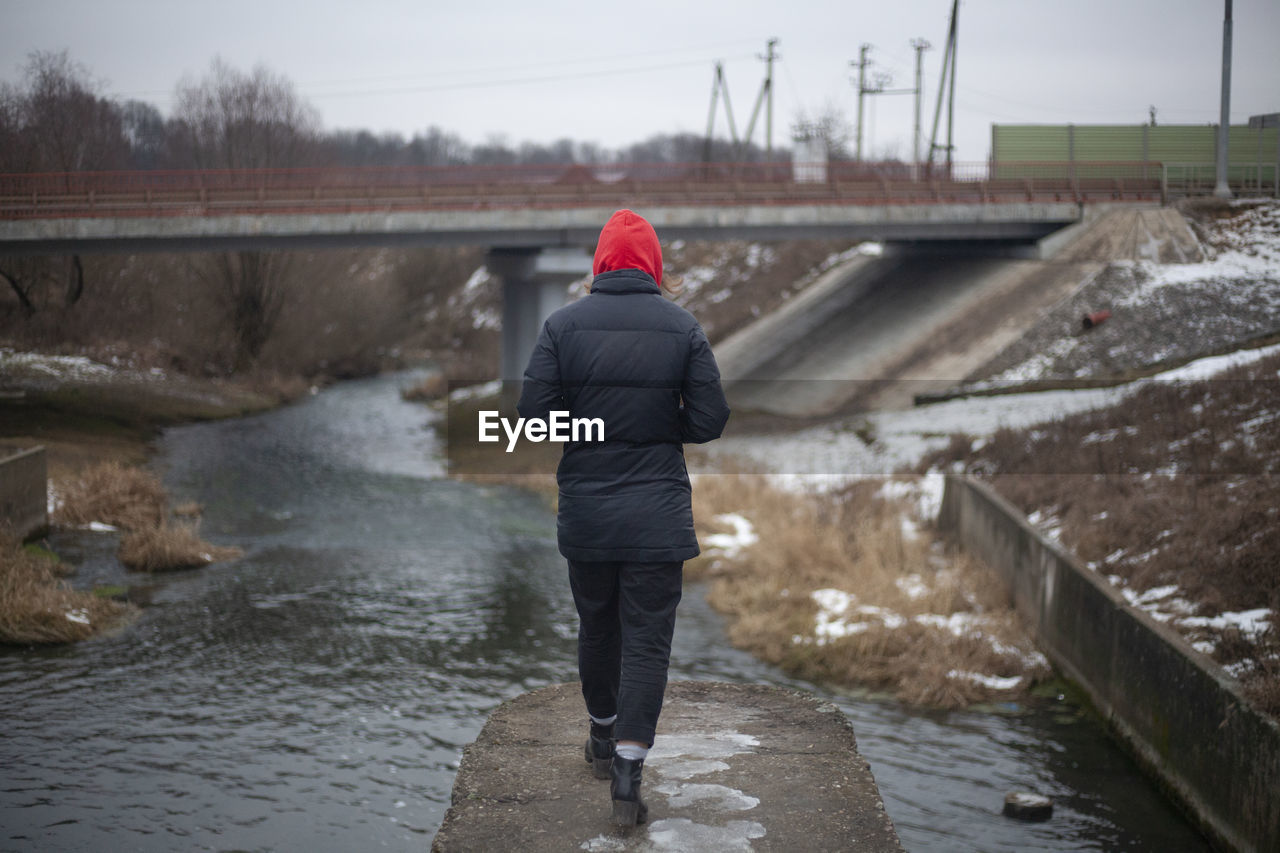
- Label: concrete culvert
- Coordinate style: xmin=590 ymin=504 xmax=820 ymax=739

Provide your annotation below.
xmin=1003 ymin=791 xmax=1054 ymax=821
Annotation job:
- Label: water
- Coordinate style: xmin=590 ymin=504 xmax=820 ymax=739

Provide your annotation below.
xmin=1 ymin=371 xmax=1207 ymax=851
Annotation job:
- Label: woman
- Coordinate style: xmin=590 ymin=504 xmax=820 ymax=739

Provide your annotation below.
xmin=517 ymin=208 xmax=730 ymax=827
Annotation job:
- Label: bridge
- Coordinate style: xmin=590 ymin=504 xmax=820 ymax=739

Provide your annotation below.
xmin=0 ymin=160 xmax=1164 ymax=379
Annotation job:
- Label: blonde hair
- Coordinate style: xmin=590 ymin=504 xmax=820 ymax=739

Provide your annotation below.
xmin=579 ymin=272 xmax=685 ymax=298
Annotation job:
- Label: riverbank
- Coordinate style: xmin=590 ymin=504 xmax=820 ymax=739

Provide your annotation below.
xmin=0 ymin=347 xmax=300 ymax=479
xmin=0 ymin=350 xmax=290 ymax=644
xmin=693 ymin=339 xmax=1280 ymax=717
xmin=700 ymin=200 xmax=1279 ymax=721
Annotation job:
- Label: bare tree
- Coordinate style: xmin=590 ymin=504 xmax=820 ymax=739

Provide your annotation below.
xmin=20 ymin=51 xmax=128 ymax=174
xmin=410 ymin=126 xmax=469 ymax=166
xmin=171 ymin=59 xmax=320 ymax=371
xmin=0 ymin=256 xmax=82 ymax=318
xmin=471 ymin=133 xmax=517 ymax=166
xmin=195 ymin=251 xmax=288 ymax=370
xmin=0 ymin=81 xmax=27 ymax=173
xmin=805 ymin=102 xmax=854 ymax=162
xmin=0 ymin=51 xmax=127 ymax=315
xmin=120 ymin=99 xmax=167 ymax=169
xmin=170 ymin=58 xmax=319 ymax=169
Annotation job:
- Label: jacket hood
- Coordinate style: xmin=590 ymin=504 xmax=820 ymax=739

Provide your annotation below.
xmin=592 ymin=209 xmax=662 ymax=286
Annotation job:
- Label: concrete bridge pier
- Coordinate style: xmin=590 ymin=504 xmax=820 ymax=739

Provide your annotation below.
xmin=489 ymin=247 xmax=592 ymax=383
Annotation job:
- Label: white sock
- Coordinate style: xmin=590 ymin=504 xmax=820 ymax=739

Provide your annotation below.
xmin=589 ymin=714 xmax=617 ymax=726
xmin=615 ymin=744 xmax=648 ymax=761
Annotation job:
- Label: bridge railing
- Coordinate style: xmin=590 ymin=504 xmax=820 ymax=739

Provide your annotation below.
xmin=0 ymin=161 xmax=1166 ymax=220
xmin=1161 ymin=162 xmax=1280 ymax=198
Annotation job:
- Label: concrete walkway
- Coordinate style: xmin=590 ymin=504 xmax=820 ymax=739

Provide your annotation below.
xmin=432 ymin=680 xmax=902 ymax=852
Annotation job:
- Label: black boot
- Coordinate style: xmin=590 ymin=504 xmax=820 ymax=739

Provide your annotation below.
xmin=583 ymin=721 xmax=614 ymax=780
xmin=610 ymin=755 xmax=648 ymax=827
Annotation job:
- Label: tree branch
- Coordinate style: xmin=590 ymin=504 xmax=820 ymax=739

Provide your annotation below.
xmin=0 ymin=265 xmax=37 ymax=316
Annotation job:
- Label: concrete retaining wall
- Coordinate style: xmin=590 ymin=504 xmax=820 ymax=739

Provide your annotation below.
xmin=939 ymin=474 xmax=1280 ymax=853
xmin=0 ymin=445 xmax=47 ymax=539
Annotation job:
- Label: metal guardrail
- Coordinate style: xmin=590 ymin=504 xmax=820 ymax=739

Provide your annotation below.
xmin=1161 ymin=161 xmax=1280 ymax=198
xmin=0 ymin=161 xmax=1167 ymax=220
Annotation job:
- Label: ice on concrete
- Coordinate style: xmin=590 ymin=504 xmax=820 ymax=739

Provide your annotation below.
xmin=654 ymin=782 xmax=760 ymax=811
xmin=643 ymin=818 xmax=767 ymax=852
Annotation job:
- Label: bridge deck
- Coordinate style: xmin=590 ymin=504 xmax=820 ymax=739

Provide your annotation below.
xmin=0 ymin=162 xmax=1164 ymax=253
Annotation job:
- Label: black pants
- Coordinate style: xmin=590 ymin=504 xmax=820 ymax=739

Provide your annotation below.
xmin=567 ymin=559 xmax=683 ymax=747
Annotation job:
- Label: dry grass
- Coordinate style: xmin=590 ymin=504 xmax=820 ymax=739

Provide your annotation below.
xmin=53 ymin=460 xmax=243 ymax=572
xmin=241 ymin=370 xmax=312 ymax=404
xmin=400 ymin=372 xmax=447 ymax=402
xmin=690 ymin=472 xmax=1048 ymax=708
xmin=0 ymin=536 xmax=136 ymax=644
xmin=53 ymin=461 xmax=168 ymax=530
xmin=118 ymin=523 xmax=243 ymax=572
xmin=438 ymin=390 xmax=559 ymax=500
xmin=172 ymin=501 xmax=203 ymax=518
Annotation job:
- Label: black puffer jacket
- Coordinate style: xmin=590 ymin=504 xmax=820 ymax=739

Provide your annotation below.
xmin=517 ymin=264 xmax=730 ymax=562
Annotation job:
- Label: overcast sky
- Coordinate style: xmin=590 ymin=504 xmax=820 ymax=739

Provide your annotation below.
xmin=3 ymin=0 xmax=1278 ymax=163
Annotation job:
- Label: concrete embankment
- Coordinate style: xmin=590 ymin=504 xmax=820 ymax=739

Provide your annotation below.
xmin=0 ymin=444 xmax=46 ymax=538
xmin=716 ymin=204 xmax=1203 ymax=417
xmin=432 ymin=681 xmax=902 ymax=852
xmin=939 ymin=474 xmax=1280 ymax=853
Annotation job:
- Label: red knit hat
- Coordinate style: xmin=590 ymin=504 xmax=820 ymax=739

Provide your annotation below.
xmin=592 ymin=209 xmax=663 ymax=286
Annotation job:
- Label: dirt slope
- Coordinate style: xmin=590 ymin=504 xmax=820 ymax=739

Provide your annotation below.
xmin=719 ymin=205 xmax=1204 ymax=418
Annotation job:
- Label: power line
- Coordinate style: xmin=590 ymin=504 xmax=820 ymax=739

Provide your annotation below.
xmin=303 ymin=56 xmax=751 ymax=100
xmin=105 ymin=38 xmax=764 ymax=102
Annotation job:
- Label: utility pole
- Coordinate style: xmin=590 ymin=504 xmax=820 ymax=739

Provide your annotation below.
xmin=704 ymin=61 xmax=740 ymax=163
xmin=927 ymin=0 xmax=959 ymax=172
xmin=852 ymin=43 xmax=917 ymax=164
xmin=853 ymin=44 xmax=872 ymax=162
xmin=1214 ymin=0 xmax=1233 ymax=199
xmin=946 ymin=1 xmax=958 ymax=171
xmin=763 ymin=38 xmax=778 ymax=159
xmin=736 ymin=38 xmax=780 ymax=162
xmin=911 ymin=38 xmax=932 ymax=165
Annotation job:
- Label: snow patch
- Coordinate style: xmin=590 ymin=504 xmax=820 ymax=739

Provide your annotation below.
xmin=462 ymin=266 xmax=491 ymax=294
xmin=704 ymin=513 xmax=758 ymax=559
xmin=1151 ymin=342 xmax=1280 ymax=382
xmin=895 ymin=574 xmax=930 ymax=600
xmin=447 ymin=379 xmax=503 ymax=402
xmin=1179 ymin=608 xmax=1273 ymax=637
xmin=874 ymin=471 xmax=945 ymax=521
xmin=947 ymin=670 xmax=1022 ymax=690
